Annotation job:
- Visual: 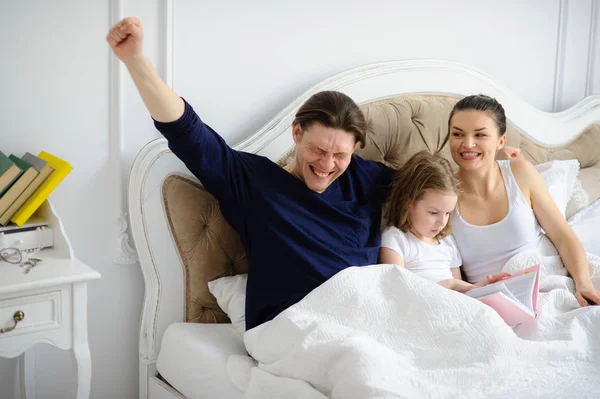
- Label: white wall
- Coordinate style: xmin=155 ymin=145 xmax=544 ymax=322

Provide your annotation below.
xmin=0 ymin=1 xmax=597 ymax=398
xmin=0 ymin=1 xmax=144 ymax=398
xmin=174 ymin=0 xmax=599 ymax=145
xmin=555 ymin=0 xmax=599 ymax=110
xmin=590 ymin=1 xmax=600 ymax=96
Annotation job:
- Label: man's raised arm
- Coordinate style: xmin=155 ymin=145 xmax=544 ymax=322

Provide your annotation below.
xmin=106 ymin=17 xmax=184 ymax=122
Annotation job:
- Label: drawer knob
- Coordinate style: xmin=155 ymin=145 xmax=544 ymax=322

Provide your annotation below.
xmin=0 ymin=311 xmax=25 ymax=333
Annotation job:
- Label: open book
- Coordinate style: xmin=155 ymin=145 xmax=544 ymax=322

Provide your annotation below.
xmin=466 ymin=264 xmax=541 ymax=326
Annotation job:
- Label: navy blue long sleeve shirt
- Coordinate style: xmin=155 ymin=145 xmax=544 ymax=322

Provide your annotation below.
xmin=154 ymin=99 xmax=392 ymax=330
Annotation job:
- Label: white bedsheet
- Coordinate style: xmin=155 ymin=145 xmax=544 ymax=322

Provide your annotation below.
xmin=569 ymin=198 xmax=600 ymax=256
xmin=236 ymin=258 xmax=600 ymax=399
xmin=157 ymin=323 xmax=248 ymax=399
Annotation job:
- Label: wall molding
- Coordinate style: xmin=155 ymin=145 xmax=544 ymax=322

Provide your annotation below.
xmin=110 ymin=0 xmax=139 ymax=265
xmin=586 ymin=0 xmax=597 ymax=96
xmin=109 ymin=0 xmax=177 ymax=265
xmin=553 ymin=0 xmax=568 ymax=111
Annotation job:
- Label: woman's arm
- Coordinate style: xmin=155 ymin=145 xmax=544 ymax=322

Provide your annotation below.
xmin=513 ymin=160 xmax=600 ymax=306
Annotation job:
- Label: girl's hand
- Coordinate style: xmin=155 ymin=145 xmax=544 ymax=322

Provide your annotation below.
xmin=437 ymin=279 xmax=474 ymax=293
xmin=475 ymin=272 xmax=511 ymax=287
xmin=453 ymin=280 xmax=476 ymax=293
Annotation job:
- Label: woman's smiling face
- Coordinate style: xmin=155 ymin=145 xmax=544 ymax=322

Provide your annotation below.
xmin=448 ymin=109 xmax=506 ymax=171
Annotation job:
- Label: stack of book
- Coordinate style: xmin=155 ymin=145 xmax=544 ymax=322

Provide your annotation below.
xmin=0 ymin=151 xmax=72 ymax=228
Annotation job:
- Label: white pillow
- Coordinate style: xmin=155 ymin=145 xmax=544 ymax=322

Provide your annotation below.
xmin=534 ymin=159 xmax=579 ymax=219
xmin=568 ymin=177 xmax=590 ymax=214
xmin=207 ymin=274 xmax=247 ymax=336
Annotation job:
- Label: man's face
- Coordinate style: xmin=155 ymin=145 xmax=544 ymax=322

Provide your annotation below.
xmin=291 ymin=122 xmax=358 ymax=193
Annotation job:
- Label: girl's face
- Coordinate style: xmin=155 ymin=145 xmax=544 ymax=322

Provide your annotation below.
xmin=448 ymin=110 xmax=506 ymax=171
xmin=408 ymin=191 xmax=458 ymax=240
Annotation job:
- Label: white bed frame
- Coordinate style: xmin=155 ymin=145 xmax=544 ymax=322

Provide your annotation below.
xmin=128 ymin=59 xmax=600 ymax=399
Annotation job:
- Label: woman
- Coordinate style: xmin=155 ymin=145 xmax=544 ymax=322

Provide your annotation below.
xmin=448 ymin=94 xmax=600 ymax=306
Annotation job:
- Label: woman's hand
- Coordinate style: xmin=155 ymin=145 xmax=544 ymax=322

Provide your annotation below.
xmin=475 ymin=272 xmax=511 ymax=287
xmin=575 ymin=283 xmax=600 ymax=306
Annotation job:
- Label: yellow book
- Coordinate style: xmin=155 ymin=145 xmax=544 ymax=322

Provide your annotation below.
xmin=11 ymin=151 xmax=73 ymax=227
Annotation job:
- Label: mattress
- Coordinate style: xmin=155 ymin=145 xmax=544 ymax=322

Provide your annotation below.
xmin=156 ymin=323 xmax=248 ymax=399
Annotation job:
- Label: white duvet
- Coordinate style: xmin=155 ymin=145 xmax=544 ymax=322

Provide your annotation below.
xmin=232 ymin=246 xmax=600 ymax=399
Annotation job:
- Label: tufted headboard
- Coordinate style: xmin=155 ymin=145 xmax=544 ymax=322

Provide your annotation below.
xmin=130 ymin=60 xmax=600 ymax=367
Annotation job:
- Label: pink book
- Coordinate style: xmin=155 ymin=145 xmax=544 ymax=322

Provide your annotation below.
xmin=466 ymin=264 xmax=541 ymax=326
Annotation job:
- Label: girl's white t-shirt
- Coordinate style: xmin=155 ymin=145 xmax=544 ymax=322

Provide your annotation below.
xmin=381 ymin=226 xmax=462 ymax=282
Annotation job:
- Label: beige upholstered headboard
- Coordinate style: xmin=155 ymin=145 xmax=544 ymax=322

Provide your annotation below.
xmin=161 ymin=94 xmax=600 ymax=324
xmin=162 ymin=175 xmax=248 ymax=324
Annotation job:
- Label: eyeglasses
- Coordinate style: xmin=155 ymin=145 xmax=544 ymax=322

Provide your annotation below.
xmin=0 ymin=248 xmax=23 ymax=264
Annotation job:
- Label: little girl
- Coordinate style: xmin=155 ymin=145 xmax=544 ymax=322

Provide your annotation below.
xmin=379 ymin=150 xmax=475 ymax=292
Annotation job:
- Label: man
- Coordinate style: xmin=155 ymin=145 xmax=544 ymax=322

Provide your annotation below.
xmin=107 ymin=18 xmax=392 ymax=330
xmin=107 ymin=18 xmax=519 ymax=330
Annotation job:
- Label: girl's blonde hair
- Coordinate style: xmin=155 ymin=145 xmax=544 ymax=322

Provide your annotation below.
xmin=383 ymin=150 xmax=460 ymax=239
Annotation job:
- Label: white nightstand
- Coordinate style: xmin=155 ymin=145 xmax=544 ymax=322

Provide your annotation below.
xmin=0 ymin=201 xmax=101 ymax=398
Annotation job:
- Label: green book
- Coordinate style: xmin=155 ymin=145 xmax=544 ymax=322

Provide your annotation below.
xmin=0 ymin=151 xmax=22 ymax=197
xmin=0 ymin=151 xmax=13 ymax=174
xmin=0 ymin=155 xmax=38 ymax=215
xmin=0 ymin=154 xmax=53 ymax=225
xmin=9 ymin=155 xmax=33 ymax=176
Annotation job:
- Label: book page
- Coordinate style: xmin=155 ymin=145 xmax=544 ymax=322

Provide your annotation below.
xmin=466 ymin=272 xmax=536 ymax=312
xmin=480 ymin=292 xmax=536 ymax=322
xmin=502 ymin=273 xmax=536 ymax=311
xmin=466 ymin=282 xmax=519 ymax=303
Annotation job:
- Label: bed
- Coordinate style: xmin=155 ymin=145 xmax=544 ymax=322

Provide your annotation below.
xmin=128 ymin=60 xmax=600 ymax=399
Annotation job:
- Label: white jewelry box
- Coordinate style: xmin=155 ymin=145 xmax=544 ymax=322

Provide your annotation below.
xmin=0 ymin=204 xmax=55 ymax=252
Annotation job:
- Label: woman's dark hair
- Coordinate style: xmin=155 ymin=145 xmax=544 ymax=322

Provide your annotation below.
xmin=448 ymin=94 xmax=507 ymax=136
xmin=293 ymin=91 xmax=367 ymax=148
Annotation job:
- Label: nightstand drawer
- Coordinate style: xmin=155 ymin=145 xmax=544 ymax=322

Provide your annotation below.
xmin=0 ymin=290 xmax=61 ymax=337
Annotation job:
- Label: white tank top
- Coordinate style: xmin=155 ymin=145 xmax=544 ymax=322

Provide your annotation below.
xmin=452 ymin=160 xmax=542 ymax=283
